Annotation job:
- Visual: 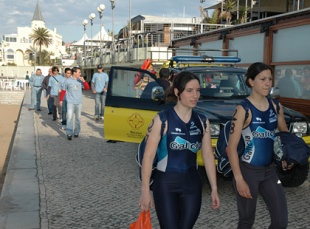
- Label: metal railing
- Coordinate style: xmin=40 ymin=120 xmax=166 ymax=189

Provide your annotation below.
xmin=77 ymin=46 xmax=174 ymax=68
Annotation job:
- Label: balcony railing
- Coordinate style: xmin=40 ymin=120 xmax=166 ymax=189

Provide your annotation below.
xmin=76 ymin=46 xmax=174 ymax=68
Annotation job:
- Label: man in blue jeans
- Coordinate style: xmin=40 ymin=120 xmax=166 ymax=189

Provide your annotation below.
xmin=28 ymin=68 xmax=44 ymax=111
xmin=91 ymin=64 xmax=109 ymax=121
xmin=59 ymin=67 xmax=90 ymax=140
xmin=59 ymin=68 xmax=72 ymax=130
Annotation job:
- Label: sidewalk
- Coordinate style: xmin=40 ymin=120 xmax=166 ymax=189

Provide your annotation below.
xmin=0 ymin=91 xmax=40 ymax=229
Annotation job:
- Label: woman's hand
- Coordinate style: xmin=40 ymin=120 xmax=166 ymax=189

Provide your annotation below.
xmin=139 ymin=190 xmax=154 ymax=212
xmin=236 ymin=178 xmax=252 ymax=199
xmin=282 ymin=160 xmax=295 ymax=171
xmin=211 ymin=190 xmax=220 ymax=209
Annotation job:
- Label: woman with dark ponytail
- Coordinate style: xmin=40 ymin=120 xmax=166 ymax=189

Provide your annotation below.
xmin=228 ymin=62 xmax=289 ymax=229
xmin=139 ymin=71 xmax=220 ymax=229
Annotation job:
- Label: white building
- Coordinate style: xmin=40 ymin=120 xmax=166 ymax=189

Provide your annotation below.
xmin=0 ymin=2 xmax=65 ymax=67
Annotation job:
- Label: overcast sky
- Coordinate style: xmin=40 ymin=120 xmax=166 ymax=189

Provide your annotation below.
xmin=0 ymin=0 xmax=218 ymax=43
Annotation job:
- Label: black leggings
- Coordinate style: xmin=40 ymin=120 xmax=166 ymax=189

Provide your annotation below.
xmin=152 ymin=169 xmax=202 ymax=229
xmin=233 ymin=162 xmax=288 ymax=229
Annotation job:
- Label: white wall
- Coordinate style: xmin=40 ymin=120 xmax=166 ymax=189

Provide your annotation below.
xmin=229 ymin=33 xmax=264 ymax=63
xmin=272 ymin=24 xmax=310 ymax=62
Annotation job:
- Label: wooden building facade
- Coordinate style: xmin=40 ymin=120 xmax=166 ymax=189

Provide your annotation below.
xmin=171 ymin=8 xmax=310 ymax=118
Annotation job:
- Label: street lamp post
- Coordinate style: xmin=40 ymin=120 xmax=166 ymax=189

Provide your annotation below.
xmin=110 ymin=0 xmax=115 ymax=63
xmin=82 ymin=19 xmax=88 ymax=67
xmin=89 ymin=13 xmax=96 ymax=65
xmin=128 ymin=0 xmax=132 ymax=61
xmin=97 ymin=4 xmax=105 ymax=64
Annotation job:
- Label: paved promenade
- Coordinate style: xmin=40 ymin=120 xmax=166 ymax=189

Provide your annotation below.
xmin=0 ymin=90 xmax=309 ymax=229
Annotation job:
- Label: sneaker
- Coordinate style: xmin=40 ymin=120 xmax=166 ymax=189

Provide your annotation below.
xmin=61 ymin=125 xmax=66 ymax=130
xmin=74 ymin=134 xmax=79 ymax=138
xmin=37 ymin=109 xmax=42 ymax=111
xmin=48 ymin=112 xmax=53 ymax=115
xmin=28 ymin=108 xmax=35 ymax=111
xmin=99 ymin=116 xmax=104 ymax=120
xmin=67 ymin=135 xmax=72 ymax=140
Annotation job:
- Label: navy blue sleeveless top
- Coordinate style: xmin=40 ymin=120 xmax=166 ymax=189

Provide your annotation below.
xmin=156 ymin=108 xmax=205 ymax=173
xmin=241 ymin=98 xmax=278 ymax=166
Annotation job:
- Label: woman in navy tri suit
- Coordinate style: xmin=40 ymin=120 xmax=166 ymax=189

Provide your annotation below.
xmin=228 ymin=62 xmax=289 ymax=229
xmin=139 ymin=71 xmax=220 ymax=229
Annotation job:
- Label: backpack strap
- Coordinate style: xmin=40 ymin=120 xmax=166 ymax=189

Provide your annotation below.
xmin=158 ymin=110 xmax=167 ymax=137
xmin=197 ymin=113 xmax=207 ymax=130
xmin=239 ymin=99 xmax=250 ymax=122
xmin=270 ymin=98 xmax=280 ymax=114
xmin=192 ymin=110 xmax=207 ymax=130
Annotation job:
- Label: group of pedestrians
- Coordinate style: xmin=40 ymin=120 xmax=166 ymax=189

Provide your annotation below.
xmin=27 ymin=62 xmax=291 ymax=228
xmin=139 ymin=63 xmax=290 ymax=229
xmin=28 ymin=66 xmax=92 ymax=140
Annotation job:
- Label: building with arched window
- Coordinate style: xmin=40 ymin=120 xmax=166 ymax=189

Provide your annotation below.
xmin=0 ymin=2 xmax=65 ymax=66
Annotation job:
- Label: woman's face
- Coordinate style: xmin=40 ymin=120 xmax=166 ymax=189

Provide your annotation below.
xmin=175 ymin=79 xmax=200 ymax=108
xmin=249 ymin=69 xmax=273 ymax=96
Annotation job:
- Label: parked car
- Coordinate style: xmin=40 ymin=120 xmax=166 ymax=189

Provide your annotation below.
xmin=103 ymin=55 xmax=310 ymax=187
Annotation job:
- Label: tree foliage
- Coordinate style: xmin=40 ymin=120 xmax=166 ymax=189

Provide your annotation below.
xmin=223 ymin=0 xmax=237 ymax=24
xmin=202 ymin=0 xmax=250 ymax=25
xmin=29 ymin=27 xmax=52 ymax=65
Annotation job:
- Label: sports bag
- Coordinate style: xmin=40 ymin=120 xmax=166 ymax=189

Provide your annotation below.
xmin=135 ymin=110 xmax=166 ymax=185
xmin=215 ymin=100 xmax=249 ymax=177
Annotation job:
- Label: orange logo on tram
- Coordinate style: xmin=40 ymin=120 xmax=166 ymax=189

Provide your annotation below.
xmin=128 ymin=113 xmax=144 ymax=130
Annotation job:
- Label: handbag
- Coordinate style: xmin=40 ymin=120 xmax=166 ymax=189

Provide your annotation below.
xmin=129 ymin=210 xmax=152 ymax=229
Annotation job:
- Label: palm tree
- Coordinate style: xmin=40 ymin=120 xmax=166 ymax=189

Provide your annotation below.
xmin=41 ymin=50 xmax=55 ymax=66
xmin=29 ymin=27 xmax=52 ymax=65
xmin=237 ymin=5 xmax=250 ymax=24
xmin=223 ymin=0 xmax=237 ymax=25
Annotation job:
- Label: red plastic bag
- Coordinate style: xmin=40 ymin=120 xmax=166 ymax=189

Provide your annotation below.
xmin=130 ymin=210 xmax=152 ymax=229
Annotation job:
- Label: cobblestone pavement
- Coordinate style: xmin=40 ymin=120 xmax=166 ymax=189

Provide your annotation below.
xmin=34 ymin=90 xmax=310 ymax=229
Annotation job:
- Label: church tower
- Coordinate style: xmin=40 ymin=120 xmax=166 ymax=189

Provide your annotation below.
xmin=31 ymin=2 xmax=45 ymax=29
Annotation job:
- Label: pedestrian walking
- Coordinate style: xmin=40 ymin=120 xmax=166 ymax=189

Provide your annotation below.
xmin=25 ymin=71 xmax=30 ymax=88
xmin=59 ymin=67 xmax=90 ymax=140
xmin=47 ymin=66 xmax=63 ymax=121
xmin=139 ymin=71 xmax=220 ymax=229
xmin=59 ymin=68 xmax=72 ymax=130
xmin=42 ymin=68 xmax=53 ymax=115
xmin=227 ymin=62 xmax=289 ymax=229
xmin=91 ymin=64 xmax=109 ymax=121
xmin=28 ymin=68 xmax=44 ymax=111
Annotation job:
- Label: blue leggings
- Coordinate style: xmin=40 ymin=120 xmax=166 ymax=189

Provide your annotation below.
xmin=152 ymin=169 xmax=202 ymax=229
xmin=234 ymin=162 xmax=288 ymax=229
